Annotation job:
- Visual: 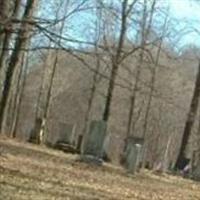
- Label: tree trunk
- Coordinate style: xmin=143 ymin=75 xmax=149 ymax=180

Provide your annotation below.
xmin=82 ymin=53 xmax=100 ymax=131
xmin=10 ymin=49 xmax=28 ymax=138
xmin=82 ymin=1 xmax=102 ymax=138
xmin=0 ymin=0 xmax=35 ymax=134
xmin=141 ymin=14 xmax=167 ymax=166
xmin=0 ymin=0 xmax=10 ymax=53
xmin=125 ymin=0 xmax=148 ymax=145
xmin=103 ymin=0 xmax=128 ymax=122
xmin=0 ymin=0 xmax=21 ymax=73
xmin=32 ymin=2 xmax=67 ymax=144
xmin=175 ymin=61 xmax=200 ymax=170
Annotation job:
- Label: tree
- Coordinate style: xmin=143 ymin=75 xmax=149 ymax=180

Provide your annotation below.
xmin=175 ymin=61 xmax=200 ymax=170
xmin=0 ymin=0 xmax=21 ymax=74
xmin=81 ymin=1 xmax=102 ymax=139
xmin=0 ymin=0 xmax=36 ymax=134
xmin=126 ymin=0 xmax=150 ymax=140
xmin=141 ymin=11 xmax=169 ymax=167
xmin=103 ymin=0 xmax=134 ymax=122
xmin=10 ymin=48 xmax=30 ymax=138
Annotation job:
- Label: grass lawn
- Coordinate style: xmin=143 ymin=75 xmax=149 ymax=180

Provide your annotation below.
xmin=1 ymin=137 xmax=200 ymax=200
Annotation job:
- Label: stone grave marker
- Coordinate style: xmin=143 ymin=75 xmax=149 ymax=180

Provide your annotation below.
xmin=55 ymin=122 xmax=76 ymax=145
xmin=102 ymin=133 xmax=111 ymax=162
xmin=28 ymin=118 xmax=42 ymax=144
xmin=48 ymin=123 xmax=78 ymax=153
xmin=123 ymin=136 xmax=144 ymax=174
xmin=191 ymin=150 xmax=200 ymax=180
xmin=125 ymin=143 xmax=142 ymax=173
xmin=81 ymin=120 xmax=107 ymax=163
xmin=192 ymin=164 xmax=200 ymax=181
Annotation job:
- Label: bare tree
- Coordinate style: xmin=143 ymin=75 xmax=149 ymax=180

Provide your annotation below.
xmin=10 ymin=48 xmax=30 ymax=138
xmin=141 ymin=12 xmax=169 ymax=167
xmin=0 ymin=0 xmax=21 ymax=73
xmin=175 ymin=61 xmax=200 ymax=170
xmin=103 ymin=0 xmax=134 ymax=122
xmin=81 ymin=1 xmax=102 ymax=140
xmin=125 ymin=0 xmax=150 ymax=140
xmin=31 ymin=2 xmax=67 ymax=144
xmin=30 ymin=0 xmax=90 ymax=144
xmin=0 ymin=0 xmax=11 ymax=53
xmin=0 ymin=0 xmax=36 ymax=134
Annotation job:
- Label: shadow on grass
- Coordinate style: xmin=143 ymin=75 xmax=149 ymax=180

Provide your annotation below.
xmin=0 ymin=141 xmax=75 ymax=165
xmin=0 ymin=140 xmax=129 ymax=179
xmin=0 ymin=166 xmax=116 ymax=200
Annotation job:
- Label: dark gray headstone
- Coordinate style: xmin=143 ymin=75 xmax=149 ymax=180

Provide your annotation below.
xmin=28 ymin=118 xmax=42 ymax=144
xmin=55 ymin=123 xmax=76 ymax=145
xmin=79 ymin=154 xmax=103 ymax=165
xmin=126 ymin=136 xmax=144 ymax=146
xmin=82 ymin=120 xmax=107 ymax=158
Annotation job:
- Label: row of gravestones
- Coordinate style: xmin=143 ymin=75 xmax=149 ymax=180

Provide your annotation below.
xmin=30 ymin=119 xmax=200 ymax=177
xmin=81 ymin=120 xmax=200 ymax=177
xmin=81 ymin=121 xmax=200 ymax=177
xmin=29 ymin=119 xmax=200 ymax=176
xmin=27 ymin=119 xmax=145 ymax=173
xmin=48 ymin=120 xmax=143 ymax=174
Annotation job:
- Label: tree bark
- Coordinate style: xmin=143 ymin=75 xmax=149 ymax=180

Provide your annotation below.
xmin=0 ymin=0 xmax=35 ymax=134
xmin=32 ymin=2 xmax=67 ymax=144
xmin=103 ymin=0 xmax=128 ymax=122
xmin=141 ymin=14 xmax=167 ymax=167
xmin=125 ymin=0 xmax=148 ymax=140
xmin=0 ymin=0 xmax=10 ymax=51
xmin=175 ymin=61 xmax=200 ymax=170
xmin=0 ymin=0 xmax=21 ymax=76
xmin=82 ymin=1 xmax=102 ymax=138
xmin=10 ymin=50 xmax=28 ymax=138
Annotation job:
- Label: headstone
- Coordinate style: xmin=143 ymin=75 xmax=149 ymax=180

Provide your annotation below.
xmin=122 ymin=136 xmax=143 ymax=173
xmin=102 ymin=133 xmax=111 ymax=162
xmin=191 ymin=150 xmax=200 ymax=180
xmin=55 ymin=123 xmax=76 ymax=145
xmin=192 ymin=164 xmax=200 ymax=181
xmin=47 ymin=123 xmax=77 ymax=153
xmin=121 ymin=136 xmax=143 ymax=163
xmin=168 ymin=161 xmax=174 ymax=171
xmin=76 ymin=134 xmax=83 ymax=153
xmin=39 ymin=118 xmax=46 ymax=144
xmin=125 ymin=143 xmax=142 ymax=174
xmin=82 ymin=120 xmax=107 ymax=159
xmin=124 ymin=136 xmax=144 ymax=150
xmin=176 ymin=157 xmax=190 ymax=170
xmin=191 ymin=150 xmax=200 ymax=171
xmin=28 ymin=118 xmax=42 ymax=144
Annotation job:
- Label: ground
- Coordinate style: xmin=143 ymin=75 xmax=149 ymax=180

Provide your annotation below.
xmin=0 ymin=137 xmax=200 ymax=200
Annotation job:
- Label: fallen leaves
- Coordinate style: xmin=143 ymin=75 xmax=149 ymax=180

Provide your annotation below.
xmin=0 ymin=139 xmax=200 ymax=200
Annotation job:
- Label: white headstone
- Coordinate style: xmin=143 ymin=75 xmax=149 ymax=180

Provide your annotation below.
xmin=125 ymin=144 xmax=142 ymax=174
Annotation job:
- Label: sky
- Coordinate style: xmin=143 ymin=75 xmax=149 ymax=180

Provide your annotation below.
xmin=169 ymin=0 xmax=200 ymax=48
xmin=122 ymin=0 xmax=200 ymax=49
xmin=169 ymin=0 xmax=200 ymax=20
xmin=35 ymin=0 xmax=200 ymax=51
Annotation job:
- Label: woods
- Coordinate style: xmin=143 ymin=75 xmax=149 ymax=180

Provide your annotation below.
xmin=0 ymin=0 xmax=200 ymax=180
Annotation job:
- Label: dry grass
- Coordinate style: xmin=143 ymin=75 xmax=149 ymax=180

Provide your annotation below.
xmin=1 ymin=138 xmax=200 ymax=200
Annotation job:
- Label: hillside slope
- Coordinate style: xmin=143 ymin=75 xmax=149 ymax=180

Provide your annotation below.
xmin=0 ymin=138 xmax=200 ymax=200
